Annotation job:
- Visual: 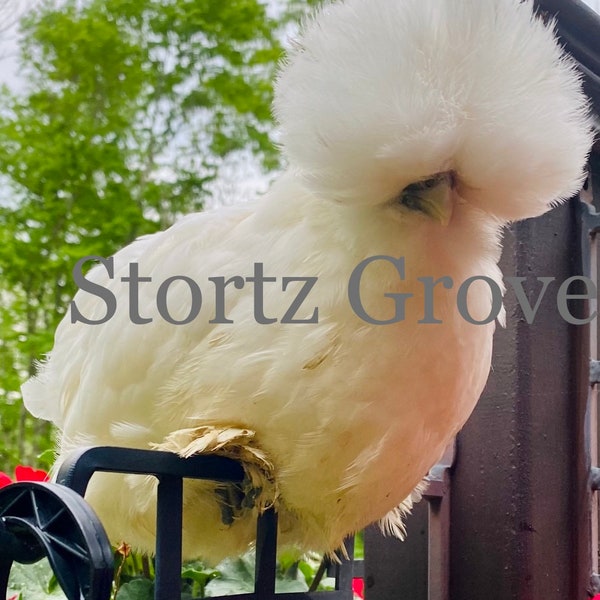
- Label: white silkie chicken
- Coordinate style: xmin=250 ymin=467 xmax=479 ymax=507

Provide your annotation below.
xmin=23 ymin=0 xmax=592 ymax=562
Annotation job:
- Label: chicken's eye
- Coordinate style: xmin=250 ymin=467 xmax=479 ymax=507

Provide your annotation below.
xmin=396 ymin=176 xmax=442 ymax=212
xmin=398 ymin=192 xmax=423 ymax=212
xmin=395 ymin=172 xmax=454 ymax=212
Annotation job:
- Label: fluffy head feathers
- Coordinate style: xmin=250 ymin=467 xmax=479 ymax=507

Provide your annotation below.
xmin=274 ymin=0 xmax=593 ymax=220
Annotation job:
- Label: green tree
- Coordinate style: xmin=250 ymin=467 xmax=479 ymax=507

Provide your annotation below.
xmin=0 ymin=0 xmax=316 ymax=472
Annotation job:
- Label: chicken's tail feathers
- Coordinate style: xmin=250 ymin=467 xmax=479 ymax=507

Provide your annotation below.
xmin=21 ymin=361 xmax=62 ymax=425
xmin=377 ymin=479 xmax=428 ymax=540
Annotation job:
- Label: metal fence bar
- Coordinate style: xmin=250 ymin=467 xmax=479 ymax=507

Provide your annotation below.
xmin=592 ymin=153 xmax=600 ymax=590
xmin=582 ymin=149 xmax=600 ymax=594
xmin=155 ymin=476 xmax=184 ymax=600
xmin=55 ymin=446 xmax=246 ymax=494
xmin=424 ymin=443 xmax=454 ymax=600
xmin=255 ymin=508 xmax=278 ymax=598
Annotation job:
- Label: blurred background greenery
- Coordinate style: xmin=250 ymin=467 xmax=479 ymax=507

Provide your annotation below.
xmin=0 ymin=0 xmax=320 ymax=474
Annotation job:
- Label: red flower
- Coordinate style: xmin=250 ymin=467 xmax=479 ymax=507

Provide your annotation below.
xmin=352 ymin=577 xmax=364 ymax=599
xmin=15 ymin=465 xmax=49 ymax=483
xmin=0 ymin=465 xmax=49 ymax=489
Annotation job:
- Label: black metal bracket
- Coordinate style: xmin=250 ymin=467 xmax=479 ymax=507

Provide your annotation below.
xmin=424 ymin=441 xmax=455 ymax=600
xmin=0 ymin=446 xmax=360 ymax=600
xmin=57 ymin=446 xmax=248 ymax=600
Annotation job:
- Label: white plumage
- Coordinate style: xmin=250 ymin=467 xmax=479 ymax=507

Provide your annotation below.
xmin=23 ymin=0 xmax=592 ymax=562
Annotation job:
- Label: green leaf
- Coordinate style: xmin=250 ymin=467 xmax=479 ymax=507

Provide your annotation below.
xmin=115 ymin=579 xmax=154 ymax=600
xmin=7 ymin=560 xmax=68 ymax=599
xmin=354 ymin=530 xmax=365 ymax=560
xmin=204 ymin=550 xmax=310 ymax=596
xmin=274 ymin=577 xmax=309 ymax=593
xmin=181 ymin=562 xmax=220 ymax=598
xmin=205 ymin=555 xmax=255 ymax=596
xmin=46 ymin=573 xmax=59 ymax=594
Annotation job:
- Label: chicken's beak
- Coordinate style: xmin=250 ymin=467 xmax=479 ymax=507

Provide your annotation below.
xmin=420 ymin=180 xmax=453 ymax=227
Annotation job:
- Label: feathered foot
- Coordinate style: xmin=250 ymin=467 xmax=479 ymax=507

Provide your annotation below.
xmin=152 ymin=426 xmax=278 ymax=525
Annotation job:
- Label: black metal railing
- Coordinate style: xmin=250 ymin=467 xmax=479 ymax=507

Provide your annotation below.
xmin=0 ymin=446 xmax=361 ymax=600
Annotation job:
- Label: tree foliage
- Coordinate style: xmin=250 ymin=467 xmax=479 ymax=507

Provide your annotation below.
xmin=0 ymin=0 xmax=318 ymax=471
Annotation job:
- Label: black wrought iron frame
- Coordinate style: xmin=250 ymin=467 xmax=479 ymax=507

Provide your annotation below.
xmin=0 ymin=447 xmax=361 ymax=600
